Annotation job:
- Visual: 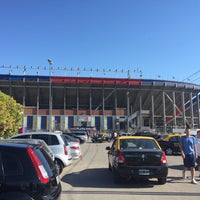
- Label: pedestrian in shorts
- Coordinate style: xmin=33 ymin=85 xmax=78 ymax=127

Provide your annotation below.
xmin=179 ymin=124 xmax=197 ymax=184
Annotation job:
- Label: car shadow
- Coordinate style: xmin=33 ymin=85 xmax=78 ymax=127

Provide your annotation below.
xmin=168 ymin=164 xmax=183 ymax=170
xmin=61 ymin=167 xmax=157 ymax=188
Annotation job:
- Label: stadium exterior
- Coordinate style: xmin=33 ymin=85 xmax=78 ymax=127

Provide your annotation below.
xmin=0 ymin=73 xmax=200 ymax=133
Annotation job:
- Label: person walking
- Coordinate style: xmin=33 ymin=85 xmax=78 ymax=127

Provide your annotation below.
xmin=179 ymin=124 xmax=198 ymax=184
xmin=196 ymin=129 xmax=200 ymax=177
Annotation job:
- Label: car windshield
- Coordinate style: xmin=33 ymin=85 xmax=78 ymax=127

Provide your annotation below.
xmin=120 ymin=138 xmax=159 ymax=150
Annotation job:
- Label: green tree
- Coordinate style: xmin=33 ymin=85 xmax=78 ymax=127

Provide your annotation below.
xmin=0 ymin=91 xmax=23 ymax=138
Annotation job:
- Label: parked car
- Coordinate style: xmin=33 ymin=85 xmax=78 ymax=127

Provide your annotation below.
xmin=91 ymin=134 xmax=104 ymax=143
xmin=134 ymin=131 xmax=161 ymax=140
xmin=63 ymin=134 xmax=82 ymax=159
xmin=157 ymin=133 xmax=185 ymax=155
xmin=104 ymin=133 xmax=112 ymax=142
xmin=0 ymin=140 xmax=61 ymax=200
xmin=10 ymin=132 xmax=73 ymax=174
xmin=63 ymin=132 xmax=80 ymax=143
xmin=1 ymin=138 xmax=55 ymax=161
xmin=118 ymin=132 xmax=133 ymax=137
xmin=106 ymin=136 xmax=168 ymax=184
xmin=64 ymin=132 xmax=83 ymax=143
xmin=70 ymin=131 xmax=88 ymax=143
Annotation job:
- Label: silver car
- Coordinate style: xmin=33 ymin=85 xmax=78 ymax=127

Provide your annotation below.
xmin=63 ymin=134 xmax=82 ymax=159
xmin=10 ymin=132 xmax=72 ymax=174
xmin=70 ymin=131 xmax=88 ymax=143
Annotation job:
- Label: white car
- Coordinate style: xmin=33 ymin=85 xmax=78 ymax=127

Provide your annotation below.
xmin=70 ymin=131 xmax=88 ymax=143
xmin=10 ymin=132 xmax=72 ymax=174
xmin=63 ymin=134 xmax=82 ymax=159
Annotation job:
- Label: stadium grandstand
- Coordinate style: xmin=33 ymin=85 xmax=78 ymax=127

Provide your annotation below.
xmin=0 ymin=65 xmax=200 ymax=134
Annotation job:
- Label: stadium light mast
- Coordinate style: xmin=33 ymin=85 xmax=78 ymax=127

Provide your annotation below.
xmin=48 ymin=59 xmax=52 ymax=131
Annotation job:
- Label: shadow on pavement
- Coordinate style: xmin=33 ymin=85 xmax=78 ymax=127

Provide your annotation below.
xmin=61 ymin=167 xmax=158 ymax=188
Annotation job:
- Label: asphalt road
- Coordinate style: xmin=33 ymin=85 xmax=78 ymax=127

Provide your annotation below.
xmin=60 ymin=140 xmax=200 ymax=200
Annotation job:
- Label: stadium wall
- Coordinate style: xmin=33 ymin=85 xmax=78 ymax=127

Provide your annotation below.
xmin=0 ymin=74 xmax=200 ymax=133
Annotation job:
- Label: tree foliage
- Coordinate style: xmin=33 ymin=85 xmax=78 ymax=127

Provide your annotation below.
xmin=0 ymin=91 xmax=23 ymax=138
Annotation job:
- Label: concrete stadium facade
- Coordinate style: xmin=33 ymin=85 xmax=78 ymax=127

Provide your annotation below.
xmin=0 ymin=74 xmax=200 ymax=133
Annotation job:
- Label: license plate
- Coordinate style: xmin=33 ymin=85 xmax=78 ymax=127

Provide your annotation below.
xmin=139 ymin=169 xmax=150 ymax=175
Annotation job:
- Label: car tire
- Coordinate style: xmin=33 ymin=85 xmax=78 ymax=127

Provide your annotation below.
xmin=55 ymin=159 xmax=63 ymax=174
xmin=165 ymin=148 xmax=173 ymax=155
xmin=158 ymin=177 xmax=167 ymax=185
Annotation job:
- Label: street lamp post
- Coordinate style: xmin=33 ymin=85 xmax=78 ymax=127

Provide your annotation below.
xmin=48 ymin=59 xmax=52 ymax=131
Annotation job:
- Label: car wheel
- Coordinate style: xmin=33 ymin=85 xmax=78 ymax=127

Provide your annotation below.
xmin=165 ymin=148 xmax=173 ymax=155
xmin=158 ymin=177 xmax=167 ymax=185
xmin=55 ymin=159 xmax=63 ymax=174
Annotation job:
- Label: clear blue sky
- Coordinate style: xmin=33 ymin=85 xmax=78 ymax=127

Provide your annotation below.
xmin=0 ymin=0 xmax=200 ymax=83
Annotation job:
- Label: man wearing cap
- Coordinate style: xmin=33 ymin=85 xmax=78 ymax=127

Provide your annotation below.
xmin=179 ymin=124 xmax=197 ymax=184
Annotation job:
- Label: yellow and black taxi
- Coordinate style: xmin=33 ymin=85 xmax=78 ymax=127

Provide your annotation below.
xmin=157 ymin=133 xmax=185 ymax=155
xmin=106 ymin=136 xmax=168 ymax=184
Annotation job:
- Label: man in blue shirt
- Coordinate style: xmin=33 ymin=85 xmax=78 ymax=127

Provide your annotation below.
xmin=179 ymin=125 xmax=197 ymax=184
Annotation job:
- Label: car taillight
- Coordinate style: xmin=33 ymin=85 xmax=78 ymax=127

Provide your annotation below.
xmin=118 ymin=151 xmax=126 ymax=164
xmin=160 ymin=151 xmax=167 ymax=164
xmin=70 ymin=146 xmax=79 ymax=150
xmin=64 ymin=145 xmax=68 ymax=155
xmin=27 ymin=148 xmax=49 ymax=184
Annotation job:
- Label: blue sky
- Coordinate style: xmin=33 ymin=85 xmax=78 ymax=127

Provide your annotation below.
xmin=0 ymin=0 xmax=200 ymax=83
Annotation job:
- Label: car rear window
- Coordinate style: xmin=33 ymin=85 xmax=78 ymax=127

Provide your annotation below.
xmin=120 ymin=139 xmax=159 ymax=150
xmin=32 ymin=134 xmax=59 ymax=145
xmin=1 ymin=152 xmax=23 ymax=176
xmin=12 ymin=135 xmax=31 ymax=139
xmin=0 ymin=147 xmax=32 ymax=179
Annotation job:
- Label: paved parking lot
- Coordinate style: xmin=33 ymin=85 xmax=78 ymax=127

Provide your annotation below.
xmin=60 ymin=141 xmax=200 ymax=200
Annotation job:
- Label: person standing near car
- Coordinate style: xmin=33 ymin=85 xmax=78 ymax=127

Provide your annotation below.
xmin=179 ymin=124 xmax=197 ymax=184
xmin=196 ymin=130 xmax=200 ymax=177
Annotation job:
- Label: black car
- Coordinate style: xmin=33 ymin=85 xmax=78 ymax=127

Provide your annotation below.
xmin=157 ymin=133 xmax=185 ymax=155
xmin=91 ymin=134 xmax=104 ymax=143
xmin=134 ymin=132 xmax=161 ymax=140
xmin=106 ymin=136 xmax=168 ymax=184
xmin=0 ymin=140 xmax=61 ymax=200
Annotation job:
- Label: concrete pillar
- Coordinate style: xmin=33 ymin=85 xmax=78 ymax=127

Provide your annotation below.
xmin=162 ymin=91 xmax=166 ymax=133
xmin=182 ymin=92 xmax=186 ymax=127
xmin=173 ymin=91 xmax=177 ymax=128
xmin=151 ymin=95 xmax=155 ymax=130
xmin=190 ymin=92 xmax=194 ymax=128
